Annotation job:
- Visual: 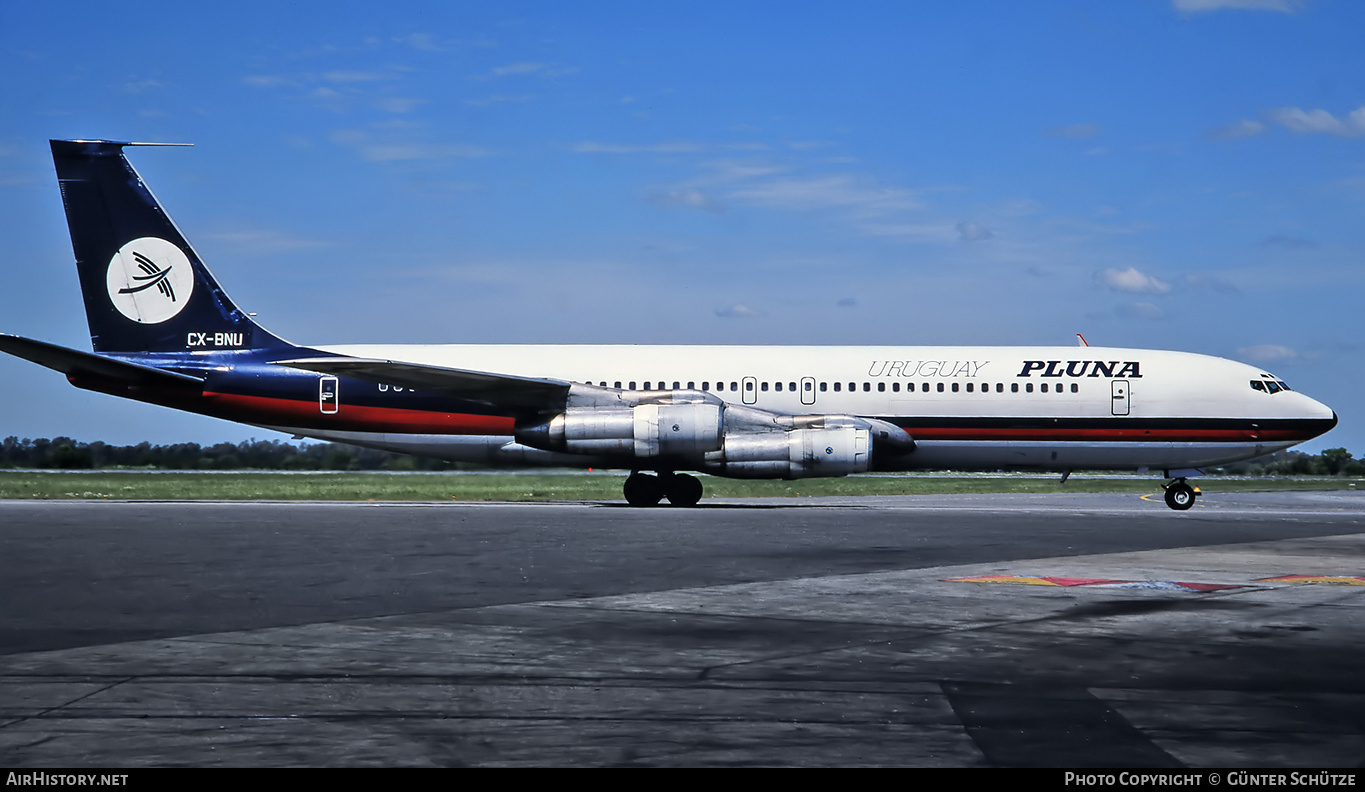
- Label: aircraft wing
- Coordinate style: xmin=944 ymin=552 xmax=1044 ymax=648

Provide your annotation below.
xmin=272 ymin=356 xmax=571 ymax=412
xmin=0 ymin=333 xmax=204 ymax=388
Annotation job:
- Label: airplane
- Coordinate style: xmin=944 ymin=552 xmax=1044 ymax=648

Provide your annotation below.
xmin=0 ymin=139 xmax=1339 ymax=510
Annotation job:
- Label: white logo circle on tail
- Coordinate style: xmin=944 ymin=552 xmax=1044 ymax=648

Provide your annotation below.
xmin=106 ymin=237 xmax=195 ymax=324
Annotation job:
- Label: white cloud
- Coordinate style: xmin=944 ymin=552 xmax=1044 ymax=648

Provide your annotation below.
xmin=492 ymin=62 xmax=545 ymax=76
xmin=715 ymin=304 xmax=764 ymax=318
xmin=956 ymin=222 xmax=994 ymax=242
xmin=1237 ymin=344 xmax=1299 ymax=363
xmin=242 ymin=74 xmax=294 ymax=88
xmin=1207 ymin=119 xmax=1265 ymax=140
xmin=121 ymin=79 xmax=166 ymax=94
xmin=1097 ymin=266 xmax=1172 ymax=294
xmin=574 ymin=141 xmax=705 ymax=154
xmin=1118 ymin=302 xmax=1168 ymax=321
xmin=323 ymin=70 xmax=399 ymax=84
xmin=647 ymin=188 xmax=721 ymax=212
xmin=858 ymin=222 xmax=958 ymax=243
xmin=205 ymin=227 xmax=329 ymax=255
xmin=1173 ymin=0 xmax=1301 ymax=13
xmin=728 ymin=174 xmax=923 ymax=216
xmin=464 ymin=94 xmax=535 ymax=107
xmin=481 ymin=62 xmax=578 ymax=80
xmin=394 ymin=33 xmax=447 ymax=52
xmin=573 ymin=141 xmax=768 ymax=154
xmin=1179 ymin=274 xmax=1242 ymax=294
xmin=1270 ymin=105 xmax=1365 ymax=137
xmin=331 ymin=129 xmax=492 ymax=162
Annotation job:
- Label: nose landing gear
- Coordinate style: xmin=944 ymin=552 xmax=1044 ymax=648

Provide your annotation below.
xmin=623 ymin=471 xmax=704 ymax=507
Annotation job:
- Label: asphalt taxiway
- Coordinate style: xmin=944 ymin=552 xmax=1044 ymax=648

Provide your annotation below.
xmin=2 ymin=491 xmax=1363 ymax=767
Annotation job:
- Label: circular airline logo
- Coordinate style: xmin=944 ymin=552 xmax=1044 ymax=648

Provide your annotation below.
xmin=106 ymin=237 xmax=195 ymax=324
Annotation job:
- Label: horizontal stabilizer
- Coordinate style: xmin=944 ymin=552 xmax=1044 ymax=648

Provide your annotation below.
xmin=272 ymin=357 xmax=570 ymax=412
xmin=0 ymin=333 xmax=204 ymax=388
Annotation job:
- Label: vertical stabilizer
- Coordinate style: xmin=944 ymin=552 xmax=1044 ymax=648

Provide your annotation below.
xmin=50 ymin=139 xmax=290 ymax=354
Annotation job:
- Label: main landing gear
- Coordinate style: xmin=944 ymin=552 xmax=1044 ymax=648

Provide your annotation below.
xmin=1163 ymin=478 xmax=1199 ymax=511
xmin=623 ymin=471 xmax=704 ymax=507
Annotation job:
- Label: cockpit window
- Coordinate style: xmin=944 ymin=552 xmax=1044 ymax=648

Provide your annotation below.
xmin=1250 ymin=380 xmax=1266 ymax=392
xmin=1250 ymin=379 xmax=1292 ymax=394
xmin=1265 ymin=381 xmax=1282 ymax=394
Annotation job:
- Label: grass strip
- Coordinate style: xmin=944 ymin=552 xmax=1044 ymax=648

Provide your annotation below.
xmin=0 ymin=471 xmax=1359 ymax=501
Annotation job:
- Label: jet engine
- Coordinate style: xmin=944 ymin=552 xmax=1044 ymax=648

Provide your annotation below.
xmin=514 ymin=385 xmax=913 ymax=479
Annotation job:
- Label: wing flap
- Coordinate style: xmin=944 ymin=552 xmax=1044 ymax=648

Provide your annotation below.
xmin=272 ymin=356 xmax=570 ymax=412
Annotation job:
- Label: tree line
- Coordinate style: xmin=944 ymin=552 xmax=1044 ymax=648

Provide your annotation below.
xmin=1 ymin=435 xmax=1361 ymax=476
xmin=0 ymin=437 xmax=457 ymax=471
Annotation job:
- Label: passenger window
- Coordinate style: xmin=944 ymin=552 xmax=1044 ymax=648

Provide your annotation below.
xmin=702 ymin=382 xmax=709 ymax=391
xmin=761 ymin=382 xmax=769 ymax=392
xmin=629 ymin=382 xmax=637 ymax=390
xmin=937 ymin=383 xmax=944 ymax=393
xmin=951 ymin=383 xmax=959 ymax=393
xmin=906 ymin=382 xmax=915 ymax=392
xmin=774 ymin=382 xmax=781 ymax=392
xmin=892 ymin=382 xmax=900 ymax=392
xmin=804 ymin=381 xmax=812 ymax=391
xmin=820 ymin=382 xmax=827 ymax=392
xmin=789 ymin=382 xmax=796 ymax=391
xmin=1041 ymin=383 xmax=1048 ymax=393
xmin=996 ymin=383 xmax=1004 ymax=393
xmin=1011 ymin=383 xmax=1018 ymax=393
xmin=1070 ymin=383 xmax=1078 ymax=393
xmin=966 ymin=382 xmax=974 ymax=393
xmin=1026 ymin=383 xmax=1033 ymax=393
xmin=849 ymin=382 xmax=856 ymax=392
xmin=877 ymin=382 xmax=885 ymax=392
xmin=863 ymin=382 xmax=871 ymax=392
xmin=834 ymin=382 xmax=842 ymax=392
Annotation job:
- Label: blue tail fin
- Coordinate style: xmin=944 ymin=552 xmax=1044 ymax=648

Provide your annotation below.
xmin=51 ymin=139 xmax=291 ymax=354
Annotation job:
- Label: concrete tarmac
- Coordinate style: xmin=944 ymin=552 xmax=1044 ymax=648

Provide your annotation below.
xmin=1 ymin=491 xmax=1364 ymax=767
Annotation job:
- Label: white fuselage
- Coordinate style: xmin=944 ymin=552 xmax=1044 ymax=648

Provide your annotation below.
xmin=264 ymin=343 xmax=1335 ymax=474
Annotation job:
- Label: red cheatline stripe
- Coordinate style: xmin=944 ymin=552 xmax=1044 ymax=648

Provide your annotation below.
xmin=202 ymin=392 xmax=516 ymax=435
xmin=197 ymin=391 xmax=1316 ymax=442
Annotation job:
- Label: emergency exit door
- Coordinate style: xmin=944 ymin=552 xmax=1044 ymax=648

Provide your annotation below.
xmin=1111 ymin=379 xmax=1129 ymax=416
xmin=320 ymin=376 xmax=339 ymax=414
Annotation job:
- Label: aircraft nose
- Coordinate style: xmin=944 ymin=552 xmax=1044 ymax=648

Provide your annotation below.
xmin=1306 ymin=401 xmax=1338 ymax=439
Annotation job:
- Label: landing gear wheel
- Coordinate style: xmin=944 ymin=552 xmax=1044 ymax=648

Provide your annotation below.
xmin=1164 ymin=481 xmax=1196 ymax=511
xmin=663 ymin=473 xmax=704 ymax=507
xmin=623 ymin=473 xmax=663 ymax=507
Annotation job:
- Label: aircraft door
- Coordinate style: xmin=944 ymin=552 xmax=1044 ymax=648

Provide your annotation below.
xmin=800 ymin=376 xmax=816 ymax=406
xmin=320 ymin=376 xmax=339 ymax=414
xmin=1111 ymin=379 xmax=1129 ymax=416
xmin=742 ymin=376 xmax=757 ymax=405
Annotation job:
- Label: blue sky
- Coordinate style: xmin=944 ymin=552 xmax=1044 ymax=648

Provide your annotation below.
xmin=1 ymin=0 xmax=1361 ymax=455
